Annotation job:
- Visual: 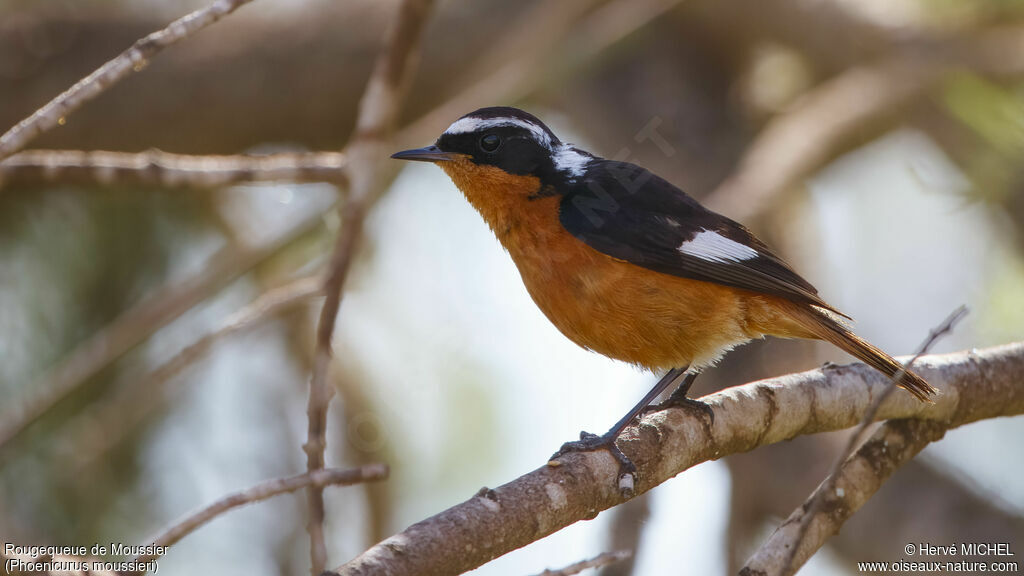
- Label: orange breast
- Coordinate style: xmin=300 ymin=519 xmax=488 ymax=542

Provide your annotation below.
xmin=439 ymin=158 xmax=791 ymax=370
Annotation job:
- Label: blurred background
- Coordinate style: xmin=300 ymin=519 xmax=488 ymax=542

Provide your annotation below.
xmin=1 ymin=0 xmax=1023 ymax=574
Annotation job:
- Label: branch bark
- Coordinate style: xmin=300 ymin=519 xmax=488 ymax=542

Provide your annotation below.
xmin=334 ymin=343 xmax=1024 ymax=576
xmin=0 ymin=150 xmax=347 ymax=190
xmin=0 ymin=0 xmax=257 ymax=162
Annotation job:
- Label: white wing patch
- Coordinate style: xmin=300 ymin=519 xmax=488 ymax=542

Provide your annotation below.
xmin=678 ymin=229 xmax=759 ymax=262
xmin=551 ymin=145 xmax=592 ymax=179
xmin=443 ymin=116 xmax=553 ymax=149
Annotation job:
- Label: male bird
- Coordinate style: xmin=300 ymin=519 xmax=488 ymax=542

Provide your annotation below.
xmin=393 ymin=106 xmax=935 ymax=477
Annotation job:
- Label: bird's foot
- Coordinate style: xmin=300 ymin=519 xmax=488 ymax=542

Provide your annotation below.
xmin=549 ymin=431 xmax=637 ymax=497
xmin=641 ymin=391 xmax=715 ymax=424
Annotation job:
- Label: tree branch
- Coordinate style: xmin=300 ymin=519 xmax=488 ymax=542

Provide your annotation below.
xmin=0 ymin=150 xmax=347 ymax=190
xmin=303 ymin=1 xmax=435 ymax=573
xmin=739 ymin=419 xmax=947 ymax=576
xmin=772 ymin=306 xmax=967 ymax=575
xmin=132 ymin=465 xmax=389 ymax=565
xmin=0 ymin=0 xmax=257 ymax=162
xmin=334 ymin=343 xmax=1024 ymax=576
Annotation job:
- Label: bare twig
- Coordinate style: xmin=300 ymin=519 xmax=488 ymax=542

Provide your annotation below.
xmin=0 ymin=0 xmax=257 ymax=162
xmin=0 ymin=210 xmax=329 ymax=453
xmin=303 ymin=1 xmax=435 ymax=573
xmin=530 ymin=551 xmax=633 ymax=576
xmin=739 ymin=419 xmax=947 ymax=576
xmin=303 ymin=201 xmax=360 ymax=574
xmin=132 ymin=465 xmax=389 ymax=565
xmin=334 ymin=343 xmax=1024 ymax=576
xmin=769 ymin=305 xmax=968 ymax=576
xmin=0 ymin=150 xmax=347 ymax=189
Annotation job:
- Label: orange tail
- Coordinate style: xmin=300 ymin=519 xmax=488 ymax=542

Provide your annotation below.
xmin=790 ymin=306 xmax=937 ymax=402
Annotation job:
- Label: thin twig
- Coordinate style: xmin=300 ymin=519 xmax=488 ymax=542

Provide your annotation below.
xmin=0 ymin=150 xmax=347 ymax=189
xmin=303 ymin=1 xmax=435 ymax=573
xmin=0 ymin=0 xmax=257 ymax=162
xmin=334 ymin=343 xmax=1024 ymax=576
xmin=773 ymin=305 xmax=968 ymax=576
xmin=303 ymin=202 xmax=361 ymax=574
xmin=132 ymin=465 xmax=389 ymax=565
xmin=530 ymin=551 xmax=633 ymax=576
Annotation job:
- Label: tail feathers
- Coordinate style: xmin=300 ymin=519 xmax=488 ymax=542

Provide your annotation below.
xmin=799 ymin=308 xmax=937 ymax=402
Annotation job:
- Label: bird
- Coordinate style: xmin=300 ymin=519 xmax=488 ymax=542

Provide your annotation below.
xmin=391 ymin=106 xmax=935 ymax=482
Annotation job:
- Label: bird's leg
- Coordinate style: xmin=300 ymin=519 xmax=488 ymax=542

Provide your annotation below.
xmin=549 ymin=366 xmax=688 ymax=494
xmin=642 ymin=370 xmax=714 ymax=423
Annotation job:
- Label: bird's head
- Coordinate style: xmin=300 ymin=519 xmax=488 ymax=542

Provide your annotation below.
xmin=392 ymin=107 xmax=595 ymax=219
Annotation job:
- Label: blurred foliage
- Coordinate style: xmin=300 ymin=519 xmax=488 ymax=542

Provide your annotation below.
xmin=0 ymin=186 xmax=211 ymax=543
xmin=924 ymin=0 xmax=1024 ymax=24
xmin=942 ymin=73 xmax=1024 ymax=204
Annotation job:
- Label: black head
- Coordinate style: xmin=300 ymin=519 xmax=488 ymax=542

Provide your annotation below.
xmin=392 ymin=106 xmax=594 ymax=185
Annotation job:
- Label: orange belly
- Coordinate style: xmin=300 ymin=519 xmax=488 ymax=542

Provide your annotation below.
xmin=504 ymin=212 xmax=760 ymax=370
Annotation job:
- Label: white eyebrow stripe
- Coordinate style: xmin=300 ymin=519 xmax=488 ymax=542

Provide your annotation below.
xmin=551 ymin=145 xmax=592 ymax=180
xmin=443 ymin=116 xmax=553 ymax=148
xmin=678 ymin=230 xmax=759 ymax=262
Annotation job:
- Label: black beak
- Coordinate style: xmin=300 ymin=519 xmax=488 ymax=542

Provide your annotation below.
xmin=391 ymin=145 xmax=459 ymax=163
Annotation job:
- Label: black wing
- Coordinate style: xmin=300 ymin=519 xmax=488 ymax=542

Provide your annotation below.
xmin=558 ymin=159 xmax=845 ymax=316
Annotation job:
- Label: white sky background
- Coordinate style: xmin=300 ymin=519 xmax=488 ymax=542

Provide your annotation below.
xmin=135 ymin=125 xmax=1024 ymax=575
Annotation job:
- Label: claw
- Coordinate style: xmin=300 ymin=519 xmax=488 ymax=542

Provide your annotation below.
xmin=642 ymin=395 xmax=715 ymax=424
xmin=550 ymin=430 xmax=637 ymax=497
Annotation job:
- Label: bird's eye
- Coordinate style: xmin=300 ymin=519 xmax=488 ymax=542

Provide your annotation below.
xmin=479 ymin=134 xmax=501 ymax=152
